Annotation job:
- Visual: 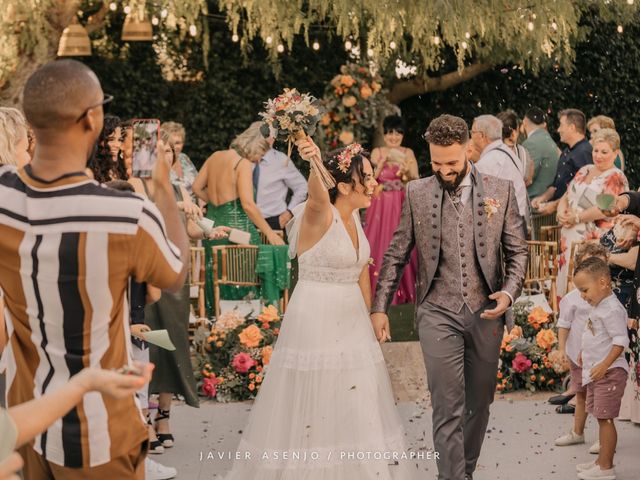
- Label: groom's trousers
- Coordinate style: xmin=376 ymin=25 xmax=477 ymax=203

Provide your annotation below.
xmin=417 ymin=301 xmax=503 ymax=480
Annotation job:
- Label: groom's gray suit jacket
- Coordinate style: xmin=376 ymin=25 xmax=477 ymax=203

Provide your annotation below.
xmin=371 ymin=167 xmax=528 ymax=323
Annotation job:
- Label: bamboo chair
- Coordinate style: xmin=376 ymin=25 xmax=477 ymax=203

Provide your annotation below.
xmin=259 ymin=230 xmax=285 ymax=244
xmin=530 ymin=212 xmax=557 ymax=240
xmin=566 ymin=240 xmax=589 ymax=293
xmin=211 ymin=245 xmax=290 ymax=317
xmin=524 ymin=241 xmax=559 ymax=313
xmin=189 ymin=246 xmax=206 ymax=318
xmin=540 ymin=225 xmax=562 ymax=250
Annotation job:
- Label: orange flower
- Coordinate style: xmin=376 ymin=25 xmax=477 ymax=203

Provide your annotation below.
xmin=547 ymin=379 xmax=555 ymax=385
xmin=248 ymin=383 xmax=255 ymax=391
xmin=215 ymin=341 xmax=223 ymax=347
xmin=249 ymin=373 xmax=255 ymax=379
xmin=496 ymin=384 xmax=504 ymax=391
xmin=510 ymin=326 xmax=523 ymax=338
xmin=530 ymin=375 xmax=536 ymax=382
xmin=500 ymin=333 xmax=514 ymax=351
xmin=505 ymin=345 xmax=513 ymax=352
xmin=321 ymin=113 xmax=331 ymax=126
xmin=497 ymin=372 xmax=503 ymax=379
xmin=360 ymin=84 xmax=373 ymax=100
xmin=239 ymin=324 xmax=263 ymax=348
xmin=339 ymin=130 xmax=354 ymax=144
xmin=371 ymin=81 xmax=381 ymax=92
xmin=536 ymin=328 xmax=557 ymax=351
xmin=261 ymin=345 xmax=273 ymax=366
xmin=540 ymin=375 xmax=546 ymax=382
xmin=258 ymin=305 xmax=279 ymax=324
xmin=256 ymin=365 xmax=263 ymax=372
xmin=256 ymin=375 xmax=263 ymax=383
xmin=532 ymin=363 xmax=539 ymax=370
xmin=340 ymin=75 xmax=356 ymax=87
xmin=527 ymin=306 xmax=548 ymax=330
xmin=342 ymin=95 xmax=357 ymax=108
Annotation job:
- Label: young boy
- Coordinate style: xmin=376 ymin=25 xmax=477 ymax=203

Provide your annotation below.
xmin=573 ymin=257 xmax=629 ymax=480
xmin=555 ymin=243 xmax=609 ymax=453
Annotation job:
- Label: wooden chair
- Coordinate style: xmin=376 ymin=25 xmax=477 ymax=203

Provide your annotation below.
xmin=189 ymin=246 xmax=206 ymax=318
xmin=540 ymin=225 xmax=562 ymax=250
xmin=530 ymin=212 xmax=557 ymax=240
xmin=259 ymin=230 xmax=285 ymax=244
xmin=211 ymin=245 xmax=290 ymax=317
xmin=524 ymin=240 xmax=559 ymax=313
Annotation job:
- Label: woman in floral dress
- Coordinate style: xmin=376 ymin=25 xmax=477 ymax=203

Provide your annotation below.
xmin=556 ymin=129 xmax=628 ymax=295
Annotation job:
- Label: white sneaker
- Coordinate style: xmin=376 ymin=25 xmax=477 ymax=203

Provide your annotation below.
xmin=577 ymin=464 xmax=616 ymax=480
xmin=146 ymin=458 xmax=177 ymax=480
xmin=576 ymin=460 xmax=597 ymax=472
xmin=589 ymin=441 xmax=600 ymax=454
xmin=555 ymin=430 xmax=585 ymax=446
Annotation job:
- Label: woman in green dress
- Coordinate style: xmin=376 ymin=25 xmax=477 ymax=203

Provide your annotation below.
xmin=192 ymin=122 xmax=285 ymax=316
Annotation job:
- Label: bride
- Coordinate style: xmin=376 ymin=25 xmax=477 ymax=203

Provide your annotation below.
xmin=224 ymin=137 xmax=416 ymax=479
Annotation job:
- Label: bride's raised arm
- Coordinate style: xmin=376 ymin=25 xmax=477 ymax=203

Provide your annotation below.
xmin=295 ymin=136 xmax=331 ymax=220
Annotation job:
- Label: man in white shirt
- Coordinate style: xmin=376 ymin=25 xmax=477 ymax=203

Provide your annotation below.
xmin=254 ymin=145 xmax=308 ymax=230
xmin=471 ymin=114 xmax=530 ymax=223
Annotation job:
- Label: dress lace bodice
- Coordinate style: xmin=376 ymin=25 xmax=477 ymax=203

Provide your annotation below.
xmin=288 ymin=203 xmax=370 ymax=284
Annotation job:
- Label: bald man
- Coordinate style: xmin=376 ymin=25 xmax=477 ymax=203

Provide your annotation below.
xmin=0 ymin=60 xmax=189 ymax=479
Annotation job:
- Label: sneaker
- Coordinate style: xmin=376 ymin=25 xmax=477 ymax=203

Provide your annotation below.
xmin=576 ymin=460 xmax=597 ymax=472
xmin=577 ymin=464 xmax=616 ymax=480
xmin=146 ymin=458 xmax=177 ymax=480
xmin=555 ymin=430 xmax=585 ymax=446
xmin=589 ymin=441 xmax=600 ymax=454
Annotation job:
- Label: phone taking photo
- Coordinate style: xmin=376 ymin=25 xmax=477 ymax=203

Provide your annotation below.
xmin=132 ymin=119 xmax=160 ymax=178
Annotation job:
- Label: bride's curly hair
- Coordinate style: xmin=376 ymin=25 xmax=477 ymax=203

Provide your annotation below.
xmin=324 ymin=145 xmax=370 ymax=204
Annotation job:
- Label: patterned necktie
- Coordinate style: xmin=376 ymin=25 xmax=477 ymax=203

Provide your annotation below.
xmin=449 ymin=186 xmax=463 ymax=212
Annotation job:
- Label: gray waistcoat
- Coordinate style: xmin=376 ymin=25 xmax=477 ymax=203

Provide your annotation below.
xmin=426 ymin=193 xmax=491 ymax=313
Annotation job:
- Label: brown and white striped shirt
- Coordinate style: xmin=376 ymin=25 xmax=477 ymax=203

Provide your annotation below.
xmin=0 ymin=165 xmax=183 ymax=468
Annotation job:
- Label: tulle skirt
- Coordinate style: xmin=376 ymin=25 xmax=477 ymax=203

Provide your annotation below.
xmin=224 ymin=279 xmax=417 ymax=479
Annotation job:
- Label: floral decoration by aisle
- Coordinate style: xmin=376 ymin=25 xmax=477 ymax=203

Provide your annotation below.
xmin=318 ymin=62 xmax=398 ymax=149
xmin=195 ymin=305 xmax=281 ymax=402
xmin=497 ymin=302 xmax=569 ymax=393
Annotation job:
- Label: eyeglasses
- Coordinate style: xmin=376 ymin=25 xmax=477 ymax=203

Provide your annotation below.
xmin=75 ymin=94 xmax=114 ymax=123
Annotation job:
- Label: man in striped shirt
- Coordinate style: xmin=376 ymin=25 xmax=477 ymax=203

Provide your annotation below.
xmin=0 ymin=60 xmax=189 ymax=478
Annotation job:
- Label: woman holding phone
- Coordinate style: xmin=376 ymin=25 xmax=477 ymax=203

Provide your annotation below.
xmin=192 ymin=122 xmax=285 ymax=316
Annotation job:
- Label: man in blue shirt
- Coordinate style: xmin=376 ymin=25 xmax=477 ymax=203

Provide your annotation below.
xmin=530 ymin=109 xmax=592 ymax=215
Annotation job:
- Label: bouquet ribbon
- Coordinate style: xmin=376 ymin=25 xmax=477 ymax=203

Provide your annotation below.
xmin=293 ymin=130 xmax=335 ymax=190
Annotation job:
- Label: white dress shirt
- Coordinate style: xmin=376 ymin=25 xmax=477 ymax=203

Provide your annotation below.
xmin=556 ymin=288 xmax=591 ymax=365
xmin=580 ymin=293 xmax=629 ymax=386
xmin=255 ymin=149 xmax=308 ymax=218
xmin=475 ymin=140 xmax=529 ymax=219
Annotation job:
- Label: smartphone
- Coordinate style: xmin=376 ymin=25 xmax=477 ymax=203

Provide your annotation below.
xmin=132 ymin=118 xmax=160 ymax=178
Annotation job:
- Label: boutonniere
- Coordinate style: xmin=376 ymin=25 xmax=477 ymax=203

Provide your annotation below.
xmin=483 ymin=197 xmax=500 ymax=219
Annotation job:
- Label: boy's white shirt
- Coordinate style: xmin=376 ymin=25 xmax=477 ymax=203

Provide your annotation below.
xmin=556 ymin=289 xmax=591 ymax=365
xmin=580 ymin=293 xmax=629 ymax=387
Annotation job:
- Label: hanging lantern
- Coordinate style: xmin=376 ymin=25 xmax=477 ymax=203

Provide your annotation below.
xmin=121 ymin=7 xmax=153 ymax=41
xmin=57 ymin=17 xmax=92 ymax=57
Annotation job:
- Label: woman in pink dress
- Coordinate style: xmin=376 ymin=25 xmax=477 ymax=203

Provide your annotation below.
xmin=364 ymin=115 xmax=419 ymax=304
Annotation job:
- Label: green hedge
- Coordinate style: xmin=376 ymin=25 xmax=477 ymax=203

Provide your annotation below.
xmin=85 ymin=10 xmax=640 ymax=187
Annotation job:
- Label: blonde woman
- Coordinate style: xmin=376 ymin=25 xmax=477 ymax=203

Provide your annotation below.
xmin=587 ymin=115 xmax=625 ymax=170
xmin=0 ymin=107 xmax=31 ymax=167
xmin=192 ymin=122 xmax=285 ymax=316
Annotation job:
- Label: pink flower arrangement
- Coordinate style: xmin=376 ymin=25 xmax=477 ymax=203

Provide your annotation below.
xmin=512 ymin=352 xmax=532 ymax=373
xmin=232 ymin=352 xmax=256 ymax=373
xmin=201 ymin=376 xmax=219 ymax=398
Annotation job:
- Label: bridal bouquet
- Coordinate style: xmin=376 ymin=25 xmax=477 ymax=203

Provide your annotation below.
xmin=260 ymin=88 xmax=335 ymax=189
xmin=497 ymin=302 xmax=568 ymax=393
xmin=195 ymin=306 xmax=282 ymax=402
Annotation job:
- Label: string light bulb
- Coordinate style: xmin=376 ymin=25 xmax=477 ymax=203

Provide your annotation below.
xmin=123 ymin=5 xmax=131 ymax=14
xmin=232 ymin=34 xmax=239 ymax=42
xmin=527 ymin=21 xmax=534 ymax=31
xmin=277 ymin=43 xmax=285 ymax=53
xmin=151 ymin=17 xmax=159 ymax=26
xmin=345 ymin=40 xmax=352 ymax=50
xmin=551 ymin=22 xmax=558 ymax=31
xmin=109 ymin=2 xmax=117 ymax=11
xmin=367 ymin=48 xmax=374 ymax=57
xmin=265 ymin=36 xmax=273 ymax=44
xmin=461 ymin=41 xmax=468 ymax=49
xmin=433 ymin=35 xmax=440 ymax=45
xmin=465 ymin=31 xmax=470 ymax=39
xmin=627 ymin=0 xmax=634 ymax=5
xmin=312 ymin=41 xmax=320 ymax=50
xmin=389 ymin=41 xmax=396 ymax=49
xmin=617 ymin=24 xmax=624 ymax=33
xmin=189 ymin=24 xmax=197 ymax=36
xmin=160 ymin=9 xmax=168 ymax=18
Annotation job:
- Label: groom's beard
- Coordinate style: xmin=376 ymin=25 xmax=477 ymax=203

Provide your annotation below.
xmin=435 ymin=160 xmax=469 ymax=192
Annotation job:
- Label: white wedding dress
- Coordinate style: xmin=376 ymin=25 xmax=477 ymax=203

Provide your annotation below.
xmin=224 ymin=203 xmax=416 ymax=479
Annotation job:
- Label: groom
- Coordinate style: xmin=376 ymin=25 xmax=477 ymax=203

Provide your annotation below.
xmin=371 ymin=115 xmax=528 ymax=480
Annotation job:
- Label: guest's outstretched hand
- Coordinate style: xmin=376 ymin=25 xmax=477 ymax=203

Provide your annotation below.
xmin=480 ymin=292 xmax=511 ymax=320
xmin=72 ymin=364 xmax=154 ymax=400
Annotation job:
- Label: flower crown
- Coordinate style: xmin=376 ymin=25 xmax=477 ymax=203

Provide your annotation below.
xmin=336 ymin=143 xmax=363 ymax=173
